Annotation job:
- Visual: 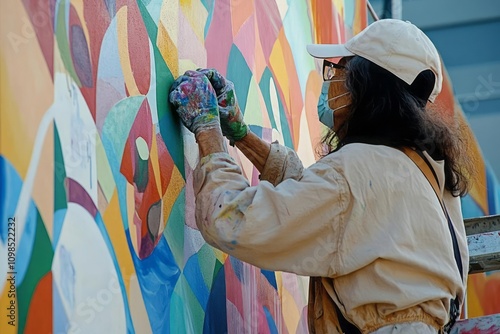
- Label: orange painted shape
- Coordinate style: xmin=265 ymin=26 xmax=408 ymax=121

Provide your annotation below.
xmin=231 ymin=0 xmax=254 ymax=38
xmin=102 ymin=190 xmax=136 ymax=293
xmin=24 ymin=272 xmax=52 ymax=334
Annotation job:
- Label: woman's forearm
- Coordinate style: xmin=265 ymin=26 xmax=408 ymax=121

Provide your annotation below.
xmin=234 ymin=131 xmax=271 ymax=173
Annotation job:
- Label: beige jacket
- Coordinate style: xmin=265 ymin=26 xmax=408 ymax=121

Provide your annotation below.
xmin=193 ymin=142 xmax=468 ymax=333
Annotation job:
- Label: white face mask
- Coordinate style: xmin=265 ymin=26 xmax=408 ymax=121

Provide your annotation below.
xmin=317 ymin=80 xmax=350 ymax=129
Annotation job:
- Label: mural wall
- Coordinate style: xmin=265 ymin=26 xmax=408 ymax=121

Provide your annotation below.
xmin=0 ymin=0 xmax=497 ymax=333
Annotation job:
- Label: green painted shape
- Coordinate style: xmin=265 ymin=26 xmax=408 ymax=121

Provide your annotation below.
xmin=226 ymin=44 xmax=253 ymax=116
xmin=164 ymin=188 xmax=186 ymax=268
xmin=95 ymin=133 xmax=115 ymax=201
xmin=17 ymin=210 xmax=54 ymax=334
xmin=213 ymin=259 xmax=223 ymax=282
xmin=197 ymin=244 xmax=216 ymax=289
xmin=137 ymin=0 xmax=184 ymax=178
xmin=102 ymin=96 xmax=144 ymax=164
xmin=242 ymin=77 xmax=263 ymax=126
xmin=55 ymin=0 xmax=81 ymax=87
xmin=54 ymin=122 xmax=67 ymax=211
xmin=258 ymin=68 xmax=293 ymax=148
xmin=171 ymin=275 xmax=204 ymax=334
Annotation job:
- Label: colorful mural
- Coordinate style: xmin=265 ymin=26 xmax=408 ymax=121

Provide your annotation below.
xmin=0 ymin=0 xmax=497 ymax=333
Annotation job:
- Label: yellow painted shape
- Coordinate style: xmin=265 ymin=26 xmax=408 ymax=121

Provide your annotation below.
xmin=281 ymin=284 xmax=301 ymax=332
xmin=0 ymin=287 xmax=17 ymax=333
xmin=117 ymin=7 xmax=141 ymax=96
xmin=178 ymin=59 xmax=197 ymax=76
xmin=333 ymin=0 xmax=345 ymax=19
xmin=466 ymin=275 xmax=484 ymax=318
xmin=0 ymin=0 xmax=54 ymax=179
xmin=129 ymin=274 xmax=153 ymax=333
xmin=32 ymin=121 xmax=54 ymax=241
xmin=163 ymin=166 xmax=185 ymax=228
xmin=269 ymin=35 xmax=290 ymax=117
xmin=149 ymin=130 xmax=163 ymax=197
xmin=160 ymin=0 xmax=179 ymax=41
xmin=179 ymin=0 xmax=208 ymax=43
xmin=158 ymin=20 xmax=179 ymax=78
xmin=456 ymin=109 xmax=489 ymax=214
xmin=126 ymin=182 xmax=139 ymax=254
xmin=102 ymin=190 xmax=136 ymax=293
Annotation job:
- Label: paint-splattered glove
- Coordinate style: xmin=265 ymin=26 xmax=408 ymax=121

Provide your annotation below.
xmin=197 ymin=68 xmax=249 ymax=146
xmin=169 ymin=70 xmax=220 ymax=135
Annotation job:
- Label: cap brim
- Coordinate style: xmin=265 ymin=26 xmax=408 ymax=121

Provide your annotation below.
xmin=306 ymin=44 xmax=355 ymax=59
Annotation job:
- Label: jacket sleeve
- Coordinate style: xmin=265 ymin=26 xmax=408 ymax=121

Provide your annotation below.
xmin=193 ymin=152 xmax=350 ymax=277
xmin=259 ymin=141 xmax=304 ymax=185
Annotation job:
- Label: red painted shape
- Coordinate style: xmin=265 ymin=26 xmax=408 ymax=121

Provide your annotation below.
xmin=22 ymin=0 xmax=55 ymax=80
xmin=126 ymin=0 xmax=151 ymax=95
xmin=24 ymin=272 xmax=53 ymax=334
xmin=82 ymin=0 xmax=113 ymax=120
xmin=254 ymin=0 xmax=283 ymax=60
xmin=155 ymin=132 xmax=174 ymax=195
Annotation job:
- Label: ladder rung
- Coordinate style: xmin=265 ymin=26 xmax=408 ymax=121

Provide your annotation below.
xmin=464 ymin=214 xmax=500 ymax=235
xmin=451 ymin=313 xmax=500 ymax=333
xmin=467 ymin=232 xmax=500 ymax=274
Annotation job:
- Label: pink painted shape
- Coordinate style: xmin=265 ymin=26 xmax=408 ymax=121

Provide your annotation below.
xmin=254 ymin=0 xmax=282 ymax=60
xmin=205 ymin=0 xmax=234 ymax=75
xmin=233 ymin=15 xmax=256 ymax=73
xmin=178 ymin=10 xmax=207 ymax=68
xmin=127 ymin=1 xmax=151 ymax=95
xmin=453 ymin=314 xmax=500 ymax=333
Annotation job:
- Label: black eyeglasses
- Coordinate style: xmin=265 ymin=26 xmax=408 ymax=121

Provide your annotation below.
xmin=322 ymin=59 xmax=345 ymax=81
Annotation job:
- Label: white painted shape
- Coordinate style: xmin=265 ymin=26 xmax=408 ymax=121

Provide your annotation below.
xmin=52 ymin=203 xmax=126 ymax=334
xmin=296 ymin=106 xmax=317 ymax=168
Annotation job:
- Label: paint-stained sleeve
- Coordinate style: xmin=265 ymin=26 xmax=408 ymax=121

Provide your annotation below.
xmin=193 ymin=152 xmax=349 ymax=277
xmin=259 ymin=141 xmax=304 ymax=186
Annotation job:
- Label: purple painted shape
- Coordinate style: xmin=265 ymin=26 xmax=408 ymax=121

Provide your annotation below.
xmin=205 ymin=0 xmax=234 ymax=76
xmin=66 ymin=178 xmax=98 ymax=217
xmin=71 ymin=25 xmax=93 ymax=87
xmin=254 ymin=0 xmax=282 ymax=60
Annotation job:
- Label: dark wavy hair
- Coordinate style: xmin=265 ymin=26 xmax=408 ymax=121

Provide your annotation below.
xmin=320 ymin=56 xmax=475 ymax=197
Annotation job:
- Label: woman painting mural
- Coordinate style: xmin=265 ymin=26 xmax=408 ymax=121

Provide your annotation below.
xmin=169 ymin=19 xmax=474 ymax=334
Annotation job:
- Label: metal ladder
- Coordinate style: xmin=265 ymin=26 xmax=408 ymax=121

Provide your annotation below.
xmin=451 ymin=214 xmax=500 ymax=333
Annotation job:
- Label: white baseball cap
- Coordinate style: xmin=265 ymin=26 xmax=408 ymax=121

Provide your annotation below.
xmin=307 ymin=19 xmax=442 ymax=102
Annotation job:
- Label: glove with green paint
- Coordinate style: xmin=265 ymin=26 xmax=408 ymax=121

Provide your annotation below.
xmin=169 ymin=70 xmax=220 ymax=135
xmin=197 ymin=68 xmax=249 ymax=145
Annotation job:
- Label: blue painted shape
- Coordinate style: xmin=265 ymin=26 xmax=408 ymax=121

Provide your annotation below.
xmin=128 ymin=233 xmax=180 ymax=334
xmin=203 ymin=265 xmax=227 ymax=334
xmin=53 ymin=280 xmax=70 ymax=334
xmin=263 ymin=306 xmax=279 ymax=334
xmin=227 ymin=44 xmax=253 ymax=116
xmin=261 ymin=269 xmax=277 ymax=290
xmin=202 ymin=0 xmax=215 ymax=38
xmin=52 ymin=208 xmax=67 ymax=247
xmin=249 ymin=125 xmax=263 ymax=138
xmin=461 ymin=195 xmax=485 ymax=219
xmin=486 ymin=163 xmax=500 ymax=214
xmin=183 ymin=253 xmax=209 ymax=308
xmin=169 ymin=291 xmax=187 ymax=334
xmin=0 ymin=156 xmax=38 ymax=284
